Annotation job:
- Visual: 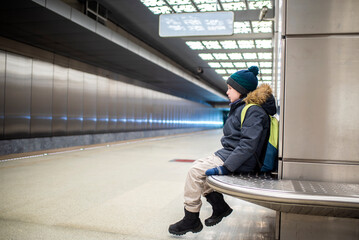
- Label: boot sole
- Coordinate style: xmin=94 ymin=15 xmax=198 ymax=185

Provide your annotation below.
xmin=168 ymin=222 xmax=203 ymax=235
xmin=205 ymin=208 xmax=233 ymax=227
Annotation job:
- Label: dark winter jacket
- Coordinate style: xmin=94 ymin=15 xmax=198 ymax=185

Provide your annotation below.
xmin=215 ymin=84 xmax=277 ymax=173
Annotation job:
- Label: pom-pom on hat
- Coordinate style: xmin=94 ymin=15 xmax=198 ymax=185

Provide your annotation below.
xmin=226 ymin=66 xmax=259 ymax=95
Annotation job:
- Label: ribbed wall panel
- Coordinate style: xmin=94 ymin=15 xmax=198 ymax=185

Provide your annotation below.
xmin=67 ymin=68 xmax=83 ymax=134
xmin=0 ymin=50 xmax=223 ymax=140
xmin=4 ymin=53 xmax=32 ymax=138
xmin=31 ymin=59 xmax=53 ymax=137
xmin=83 ymin=73 xmax=97 ymax=133
xmin=52 ymin=63 xmax=68 ymax=135
xmin=0 ymin=51 xmax=5 ymax=138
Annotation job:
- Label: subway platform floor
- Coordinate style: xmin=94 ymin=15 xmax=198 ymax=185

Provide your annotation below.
xmin=0 ymin=129 xmax=276 ymax=240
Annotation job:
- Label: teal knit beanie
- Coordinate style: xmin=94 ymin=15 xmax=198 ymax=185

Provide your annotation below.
xmin=226 ymin=66 xmax=259 ymax=95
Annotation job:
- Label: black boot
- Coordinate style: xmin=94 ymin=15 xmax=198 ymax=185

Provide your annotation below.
xmin=168 ymin=209 xmax=203 ymax=235
xmin=205 ymin=191 xmax=233 ymax=226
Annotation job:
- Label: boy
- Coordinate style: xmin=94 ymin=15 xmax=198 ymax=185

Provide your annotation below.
xmin=169 ymin=66 xmax=277 ymax=235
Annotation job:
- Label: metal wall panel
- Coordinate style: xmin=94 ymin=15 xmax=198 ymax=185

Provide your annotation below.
xmin=52 ymin=63 xmax=68 ymax=135
xmin=96 ymin=76 xmax=109 ymax=132
xmin=67 ymin=68 xmax=83 ymax=134
xmin=83 ymin=73 xmax=97 ymax=133
xmin=286 ymin=0 xmax=359 ymax=35
xmin=133 ymin=85 xmax=143 ymax=131
xmin=117 ymin=81 xmax=127 ymax=131
xmin=283 ymin=37 xmax=359 ymax=162
xmin=126 ymin=84 xmax=135 ymax=131
xmin=282 ymin=161 xmax=359 ymax=184
xmin=108 ymin=79 xmax=118 ymax=131
xmin=0 ymin=51 xmax=5 ymax=138
xmin=30 ymin=59 xmax=53 ymax=137
xmin=4 ymin=53 xmax=32 ymax=138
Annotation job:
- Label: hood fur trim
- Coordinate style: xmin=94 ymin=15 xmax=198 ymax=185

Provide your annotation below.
xmin=244 ymin=84 xmax=273 ymax=105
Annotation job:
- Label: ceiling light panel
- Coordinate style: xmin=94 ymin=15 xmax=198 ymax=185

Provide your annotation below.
xmin=233 ymin=21 xmax=251 ymax=34
xmin=220 ymin=62 xmax=234 ymax=68
xmin=222 ymin=2 xmax=246 ymax=11
xmin=237 ymin=40 xmax=255 ymax=49
xmin=261 ymin=69 xmax=272 ymax=74
xmin=197 ymin=4 xmax=218 ymax=12
xmin=255 ymin=39 xmax=272 ymax=48
xmin=261 ymin=76 xmax=272 ymax=81
xmin=242 ymin=53 xmax=257 ymax=59
xmin=208 ymin=62 xmax=221 ymax=68
xmin=246 ymin=62 xmax=259 ymax=67
xmin=148 ymin=6 xmax=172 ymax=14
xmin=186 ymin=41 xmax=205 ymax=50
xmin=215 ymin=69 xmax=227 ymax=74
xmin=172 ymin=4 xmax=196 ymax=12
xmin=228 ymin=53 xmax=242 ymax=60
xmin=260 ymin=62 xmax=272 ymax=68
xmin=252 ymin=21 xmax=273 ymax=33
xmin=199 ymin=53 xmax=214 ymax=60
xmin=258 ymin=53 xmax=272 ymax=59
xmin=194 ymin=0 xmax=217 ymax=3
xmin=247 ymin=0 xmax=273 ymax=10
xmin=213 ymin=53 xmax=229 ymax=60
xmin=141 ymin=0 xmax=167 ymax=7
xmin=233 ymin=62 xmax=246 ymax=68
xmin=226 ymin=69 xmax=237 ymax=74
xmin=202 ymin=41 xmax=222 ymax=49
xmin=220 ymin=40 xmax=238 ymax=49
xmin=167 ymin=0 xmax=191 ymax=4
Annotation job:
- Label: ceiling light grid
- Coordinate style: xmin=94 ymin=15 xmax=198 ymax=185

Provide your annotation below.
xmin=140 ymin=0 xmax=275 ymax=82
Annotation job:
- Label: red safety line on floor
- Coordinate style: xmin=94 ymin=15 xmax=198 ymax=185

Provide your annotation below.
xmin=170 ymin=159 xmax=196 ymax=163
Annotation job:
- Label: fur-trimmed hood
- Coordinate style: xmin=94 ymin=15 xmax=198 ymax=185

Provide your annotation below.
xmin=244 ymin=84 xmax=277 ymax=116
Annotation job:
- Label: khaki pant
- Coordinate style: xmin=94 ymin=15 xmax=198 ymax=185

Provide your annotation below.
xmin=184 ymin=154 xmax=224 ymax=213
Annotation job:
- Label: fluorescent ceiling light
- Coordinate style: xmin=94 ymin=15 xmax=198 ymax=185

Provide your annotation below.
xmin=260 ymin=62 xmax=272 ymax=68
xmin=243 ymin=53 xmax=257 ymax=59
xmin=167 ymin=0 xmax=191 ymax=4
xmin=233 ymin=62 xmax=246 ymax=68
xmin=261 ymin=69 xmax=272 ymax=74
xmin=226 ymin=69 xmax=237 ymax=74
xmin=228 ymin=53 xmax=242 ymax=60
xmin=222 ymin=2 xmax=246 ymax=11
xmin=252 ymin=21 xmax=272 ymax=33
xmin=262 ymin=76 xmax=272 ymax=81
xmin=199 ymin=53 xmax=214 ymax=60
xmin=246 ymin=62 xmax=259 ymax=67
xmin=221 ymin=62 xmax=234 ymax=68
xmin=258 ymin=53 xmax=272 ymax=59
xmin=141 ymin=0 xmax=166 ymax=7
xmin=208 ymin=62 xmax=221 ymax=68
xmin=248 ymin=0 xmax=273 ymax=10
xmin=220 ymin=40 xmax=238 ymax=49
xmin=237 ymin=40 xmax=255 ymax=49
xmin=213 ymin=53 xmax=229 ymax=60
xmin=186 ymin=41 xmax=205 ymax=50
xmin=234 ymin=21 xmax=251 ymax=34
xmin=255 ymin=39 xmax=272 ymax=48
xmin=194 ymin=0 xmax=217 ymax=3
xmin=172 ymin=5 xmax=196 ymax=12
xmin=215 ymin=69 xmax=227 ymax=74
xmin=197 ymin=4 xmax=218 ymax=12
xmin=202 ymin=41 xmax=222 ymax=49
xmin=148 ymin=6 xmax=171 ymax=14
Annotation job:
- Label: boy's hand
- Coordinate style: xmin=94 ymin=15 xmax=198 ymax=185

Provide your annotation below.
xmin=205 ymin=166 xmax=230 ymax=176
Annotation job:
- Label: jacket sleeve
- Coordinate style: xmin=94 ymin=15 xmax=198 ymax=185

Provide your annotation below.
xmin=223 ymin=106 xmax=265 ymax=172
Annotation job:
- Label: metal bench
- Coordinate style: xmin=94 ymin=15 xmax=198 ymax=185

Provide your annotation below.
xmin=207 ymin=174 xmax=359 ymax=219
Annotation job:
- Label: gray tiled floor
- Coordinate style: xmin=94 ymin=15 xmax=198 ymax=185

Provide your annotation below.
xmin=0 ymin=129 xmax=276 ymax=240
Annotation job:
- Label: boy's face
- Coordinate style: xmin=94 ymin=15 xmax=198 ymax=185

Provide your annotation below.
xmin=226 ymin=84 xmax=241 ymax=103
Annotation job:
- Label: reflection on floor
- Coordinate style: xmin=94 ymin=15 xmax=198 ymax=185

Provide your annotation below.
xmin=0 ymin=129 xmax=276 ymax=240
